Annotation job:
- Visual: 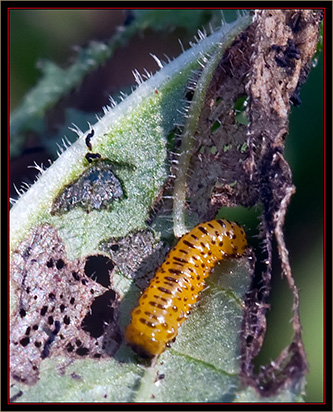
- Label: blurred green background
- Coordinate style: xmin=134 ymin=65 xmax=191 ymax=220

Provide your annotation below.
xmin=9 ymin=9 xmax=324 ymax=402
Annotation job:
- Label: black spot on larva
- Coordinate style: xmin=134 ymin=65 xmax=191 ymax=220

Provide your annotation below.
xmin=153 ymin=294 xmax=167 ymax=302
xmin=198 ymin=226 xmax=209 ymax=235
xmin=216 ymin=219 xmax=226 ymax=228
xmin=158 ymin=287 xmax=172 ymax=294
xmin=145 ymin=311 xmax=158 ymax=320
xmin=46 ymin=259 xmax=54 ymax=268
xmin=139 ymin=318 xmax=156 ymax=328
xmin=168 ymin=268 xmax=182 ymax=275
xmin=163 ymin=281 xmax=174 ymax=288
xmin=183 ymin=240 xmax=195 ymax=249
xmin=84 ymin=255 xmax=113 ymax=288
xmin=173 ymin=257 xmax=188 ymax=264
xmin=149 ymin=301 xmax=167 ymax=310
xmin=51 ymin=161 xmax=124 ymax=215
xmin=49 ymin=293 xmax=56 ymax=300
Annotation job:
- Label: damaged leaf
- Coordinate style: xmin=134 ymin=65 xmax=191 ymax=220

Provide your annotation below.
xmin=10 ymin=224 xmax=121 ymax=386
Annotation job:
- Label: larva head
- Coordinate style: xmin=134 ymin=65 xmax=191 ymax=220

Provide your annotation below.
xmin=125 ymin=323 xmax=166 ymax=358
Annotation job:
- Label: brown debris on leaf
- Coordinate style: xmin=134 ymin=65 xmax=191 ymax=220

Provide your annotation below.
xmin=10 ymin=224 xmax=121 ymax=386
xmin=240 ymin=9 xmax=322 ymax=397
xmin=186 ymin=22 xmax=257 ymax=221
xmin=100 ymin=229 xmax=169 ymax=289
xmin=170 ymin=9 xmax=322 ymax=397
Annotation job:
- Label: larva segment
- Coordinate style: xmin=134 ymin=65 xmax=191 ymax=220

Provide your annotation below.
xmin=125 ymin=219 xmax=247 ymax=358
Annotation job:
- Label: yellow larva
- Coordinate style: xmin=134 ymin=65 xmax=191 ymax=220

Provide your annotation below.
xmin=125 ymin=219 xmax=247 ymax=358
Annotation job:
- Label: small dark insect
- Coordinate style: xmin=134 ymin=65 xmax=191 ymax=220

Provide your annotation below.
xmin=85 ymin=153 xmax=101 ymax=163
xmin=85 ymin=129 xmax=95 ymax=151
xmin=125 ymin=219 xmax=247 ymax=358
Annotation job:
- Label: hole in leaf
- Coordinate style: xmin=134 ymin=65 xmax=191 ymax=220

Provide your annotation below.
xmin=84 ymin=255 xmax=114 ymax=288
xmin=81 ymin=290 xmax=117 ymax=339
